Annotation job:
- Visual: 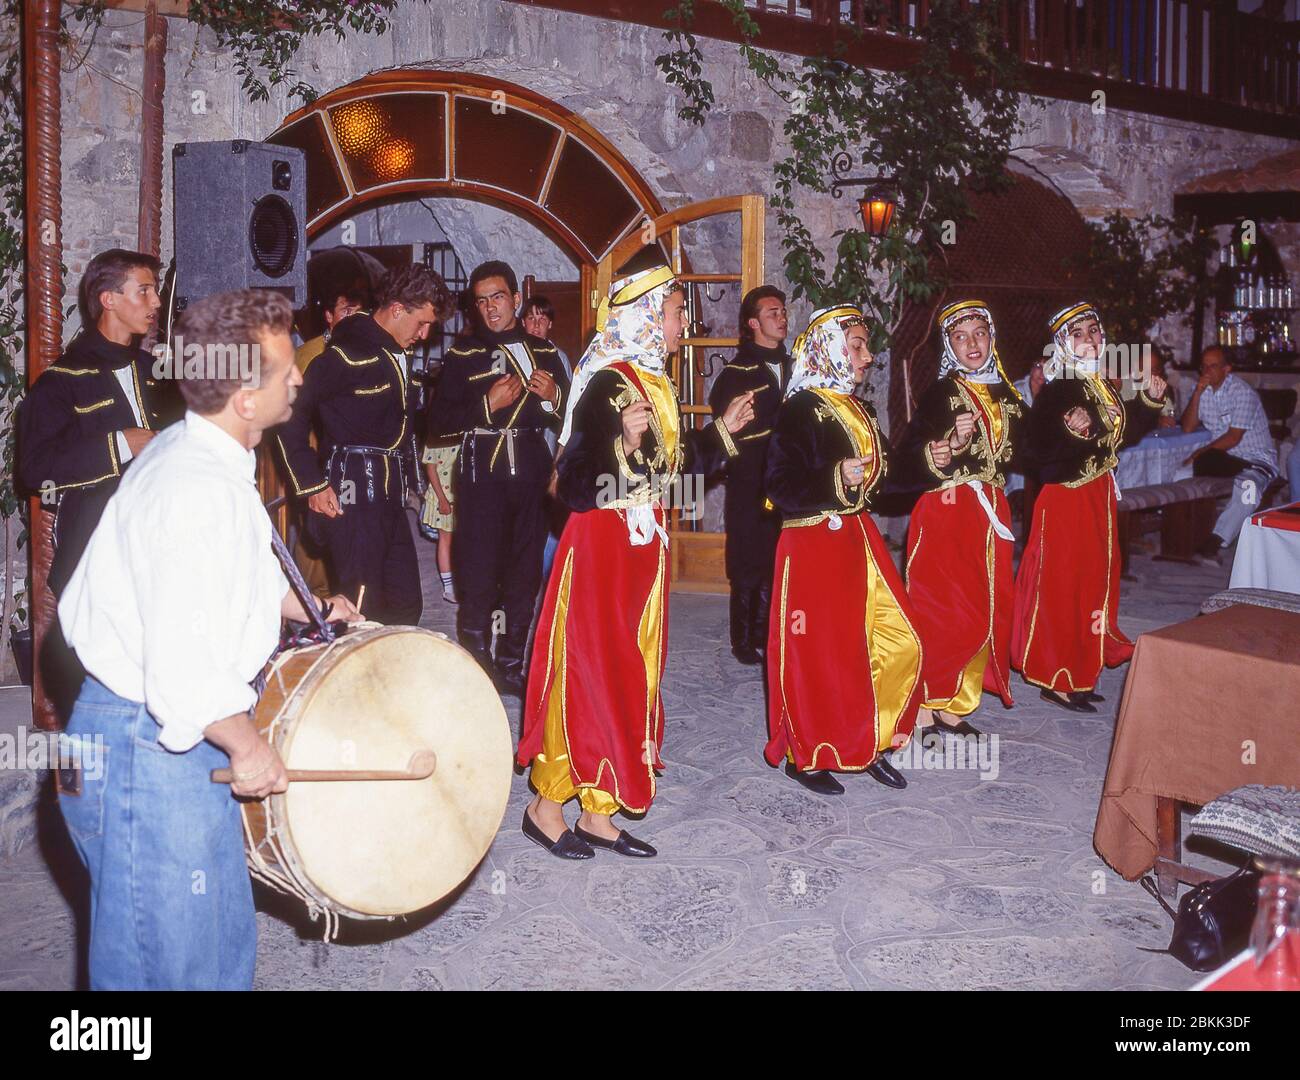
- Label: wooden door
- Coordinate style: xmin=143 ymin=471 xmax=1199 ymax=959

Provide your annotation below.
xmin=594 ymin=195 xmax=766 ymax=593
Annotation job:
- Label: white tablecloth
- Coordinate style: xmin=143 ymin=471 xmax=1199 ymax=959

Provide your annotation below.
xmin=1115 ymin=428 xmax=1212 ymax=490
xmin=1230 ymin=505 xmax=1300 ymax=594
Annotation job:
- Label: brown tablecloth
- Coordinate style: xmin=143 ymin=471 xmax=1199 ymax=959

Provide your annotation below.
xmin=1094 ymin=604 xmax=1300 ymax=880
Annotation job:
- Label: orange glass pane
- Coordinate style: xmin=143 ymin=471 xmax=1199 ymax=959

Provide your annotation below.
xmin=328 ymin=93 xmax=447 ymax=190
xmin=453 ymin=96 xmax=561 ymax=200
xmin=544 ymin=137 xmax=640 ymax=259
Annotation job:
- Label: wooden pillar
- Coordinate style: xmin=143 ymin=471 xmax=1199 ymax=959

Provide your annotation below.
xmin=23 ymin=0 xmax=64 ymax=732
xmin=137 ymin=1 xmax=167 ymax=258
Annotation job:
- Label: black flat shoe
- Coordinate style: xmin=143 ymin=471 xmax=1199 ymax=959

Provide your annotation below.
xmin=784 ymin=762 xmax=844 ymax=795
xmin=1081 ymin=691 xmax=1105 ymax=704
xmin=929 ymin=711 xmax=982 ymax=737
xmin=866 ymin=756 xmax=908 ymax=789
xmin=732 ymin=644 xmax=762 ymax=666
xmin=1039 ymin=689 xmax=1098 ymax=714
xmin=522 ymin=809 xmax=594 ymax=860
xmin=573 ymin=823 xmax=657 ymax=857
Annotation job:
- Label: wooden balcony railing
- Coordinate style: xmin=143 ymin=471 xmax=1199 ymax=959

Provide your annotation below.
xmin=509 ymin=0 xmax=1299 ymax=137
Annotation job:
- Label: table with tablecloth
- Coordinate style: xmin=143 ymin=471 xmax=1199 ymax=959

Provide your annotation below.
xmin=1116 ymin=427 xmax=1212 ymax=490
xmin=1230 ymin=502 xmax=1300 ymax=594
xmin=1094 ymin=604 xmax=1300 ymax=883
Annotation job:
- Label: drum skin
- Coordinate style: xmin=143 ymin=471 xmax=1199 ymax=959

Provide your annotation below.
xmin=243 ymin=626 xmax=511 ymax=919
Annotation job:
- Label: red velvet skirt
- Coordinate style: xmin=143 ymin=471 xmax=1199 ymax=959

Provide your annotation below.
xmin=1011 ymin=474 xmax=1134 ymax=692
xmin=905 ymin=484 xmax=1014 ymax=708
xmin=765 ymin=512 xmax=923 ymax=772
xmin=517 ymin=505 xmax=668 ymax=814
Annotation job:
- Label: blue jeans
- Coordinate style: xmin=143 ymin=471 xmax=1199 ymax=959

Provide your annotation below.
xmin=58 ymin=677 xmax=256 ymax=990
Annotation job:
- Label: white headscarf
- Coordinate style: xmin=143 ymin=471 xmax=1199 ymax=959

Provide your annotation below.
xmin=785 ymin=305 xmax=867 ymax=399
xmin=937 ymin=299 xmax=1016 ymax=390
xmin=1045 ymin=301 xmax=1105 ymax=382
xmin=559 ymin=265 xmax=679 ymax=446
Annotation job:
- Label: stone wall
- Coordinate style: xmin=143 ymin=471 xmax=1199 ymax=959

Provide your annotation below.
xmin=52 ymin=1 xmax=1297 ymax=420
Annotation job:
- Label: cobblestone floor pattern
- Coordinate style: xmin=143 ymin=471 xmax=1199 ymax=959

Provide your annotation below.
xmin=0 ymin=519 xmax=1236 ymax=990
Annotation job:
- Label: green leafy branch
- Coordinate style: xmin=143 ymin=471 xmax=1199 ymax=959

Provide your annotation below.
xmin=187 ymin=1 xmax=406 ymax=104
xmin=656 ymin=1 xmax=1025 ymax=354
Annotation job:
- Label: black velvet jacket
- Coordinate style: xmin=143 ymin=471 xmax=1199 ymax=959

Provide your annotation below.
xmin=17 ymin=326 xmax=165 ymax=595
xmin=893 ymin=374 xmax=1027 ymax=495
xmin=1028 ymin=375 xmax=1165 ymax=487
xmin=275 ymin=312 xmax=420 ymax=499
xmin=708 ymin=340 xmax=787 ymax=503
xmin=765 ymin=389 xmax=888 ymax=524
xmin=426 ymin=324 xmax=569 ymax=484
xmin=557 ymin=366 xmax=737 ymax=514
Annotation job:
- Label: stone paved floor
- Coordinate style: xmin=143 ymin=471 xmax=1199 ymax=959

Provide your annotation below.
xmin=0 ymin=520 xmax=1237 ymax=990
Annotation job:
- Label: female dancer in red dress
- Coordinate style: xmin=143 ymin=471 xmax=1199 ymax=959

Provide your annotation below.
xmin=899 ymin=300 xmax=1025 ymax=736
xmin=764 ymin=306 xmax=923 ymax=796
xmin=517 ymin=266 xmax=755 ymax=858
xmin=1011 ymin=302 xmax=1167 ymax=711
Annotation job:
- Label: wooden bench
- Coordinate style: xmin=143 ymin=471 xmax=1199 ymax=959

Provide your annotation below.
xmin=1116 ymin=475 xmax=1235 ymax=569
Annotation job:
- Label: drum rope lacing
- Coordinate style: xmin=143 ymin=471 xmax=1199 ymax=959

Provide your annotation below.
xmin=241 ymin=623 xmax=384 ymax=943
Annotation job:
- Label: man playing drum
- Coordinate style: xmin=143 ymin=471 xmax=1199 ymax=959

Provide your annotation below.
xmin=58 ymin=289 xmax=361 ymax=990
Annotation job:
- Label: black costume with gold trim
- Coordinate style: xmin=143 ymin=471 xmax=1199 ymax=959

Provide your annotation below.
xmin=897 ymin=372 xmax=1026 ymax=715
xmin=275 ymin=311 xmax=423 ymax=625
xmin=426 ymin=326 xmax=570 ymax=684
xmin=17 ymin=327 xmax=163 ymax=597
xmin=709 ymin=340 xmax=786 ymax=657
xmin=519 ymin=360 xmax=736 ymax=813
xmin=764 ymin=386 xmax=923 ymax=771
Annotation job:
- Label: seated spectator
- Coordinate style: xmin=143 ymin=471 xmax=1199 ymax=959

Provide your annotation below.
xmin=1179 ymin=346 xmax=1278 ymax=561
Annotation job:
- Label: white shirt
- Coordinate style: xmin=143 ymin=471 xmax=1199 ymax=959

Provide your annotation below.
xmin=503 ymin=341 xmax=556 ymax=414
xmin=59 ymin=412 xmax=289 ymax=752
xmin=1195 ymin=373 xmax=1277 ymax=473
xmin=112 ymin=366 xmax=144 ymax=464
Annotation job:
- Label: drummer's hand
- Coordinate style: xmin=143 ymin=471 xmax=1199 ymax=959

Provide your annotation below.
xmin=325 ymin=593 xmax=364 ymax=623
xmin=308 ymin=485 xmax=342 ymax=518
xmin=229 ymin=742 xmax=289 ymax=799
xmin=1145 ymin=373 xmax=1167 ymax=400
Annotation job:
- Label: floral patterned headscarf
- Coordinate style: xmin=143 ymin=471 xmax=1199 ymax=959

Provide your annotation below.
xmin=937 ymin=299 xmax=1018 ymax=394
xmin=1045 ymin=301 xmax=1106 ymax=382
xmin=785 ymin=305 xmax=867 ymax=398
xmin=559 ymin=265 xmax=680 ymax=445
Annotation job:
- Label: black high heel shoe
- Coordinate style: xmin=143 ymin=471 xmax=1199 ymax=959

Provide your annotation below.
xmin=1039 ymin=689 xmax=1098 ymax=714
xmin=522 ymin=808 xmax=594 ymax=860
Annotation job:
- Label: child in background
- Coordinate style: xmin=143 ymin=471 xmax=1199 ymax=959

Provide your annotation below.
xmin=422 ymin=438 xmax=459 ymax=603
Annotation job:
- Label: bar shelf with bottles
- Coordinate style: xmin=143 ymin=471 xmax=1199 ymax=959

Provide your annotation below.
xmin=1214 ymin=240 xmax=1296 ymax=369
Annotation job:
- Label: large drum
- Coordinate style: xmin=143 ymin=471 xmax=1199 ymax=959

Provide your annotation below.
xmin=239 ymin=625 xmax=511 ymax=930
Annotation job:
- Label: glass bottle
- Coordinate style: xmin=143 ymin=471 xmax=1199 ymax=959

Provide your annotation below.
xmin=1251 ymin=857 xmax=1300 ymax=989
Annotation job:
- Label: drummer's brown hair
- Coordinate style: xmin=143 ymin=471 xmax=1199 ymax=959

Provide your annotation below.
xmin=376 ymin=264 xmax=455 ymax=322
xmin=172 ymin=289 xmax=294 ymax=415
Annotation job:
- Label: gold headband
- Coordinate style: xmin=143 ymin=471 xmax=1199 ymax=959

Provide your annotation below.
xmin=595 ymin=265 xmax=678 ymax=332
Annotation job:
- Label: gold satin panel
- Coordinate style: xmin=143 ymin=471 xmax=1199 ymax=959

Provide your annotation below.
xmin=636 ymin=368 xmax=681 ymax=463
xmin=964 ymin=380 xmax=1004 ymax=446
xmin=862 ymin=527 xmax=923 ymax=753
xmin=529 ymin=549 xmax=620 ymax=815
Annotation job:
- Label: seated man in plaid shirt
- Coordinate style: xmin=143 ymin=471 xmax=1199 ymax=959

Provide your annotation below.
xmin=1180 ymin=345 xmax=1278 ymax=563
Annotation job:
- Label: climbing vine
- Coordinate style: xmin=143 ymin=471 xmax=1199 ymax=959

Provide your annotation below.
xmin=186 ymin=1 xmax=409 ymax=104
xmin=656 ymin=0 xmax=1026 ymax=353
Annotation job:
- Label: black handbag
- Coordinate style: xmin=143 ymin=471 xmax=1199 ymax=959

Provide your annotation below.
xmin=1140 ymin=867 xmax=1260 ymax=971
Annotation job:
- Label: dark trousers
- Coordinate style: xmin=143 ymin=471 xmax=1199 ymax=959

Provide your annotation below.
xmin=1193 ymin=448 xmax=1251 ymax=478
xmin=316 ymin=497 xmax=422 ymax=626
xmin=453 ymin=474 xmax=547 ymax=673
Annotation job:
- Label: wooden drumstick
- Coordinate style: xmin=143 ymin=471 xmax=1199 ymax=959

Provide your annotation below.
xmin=355 ymin=585 xmax=366 ymax=618
xmin=210 ymin=750 xmax=436 ymax=785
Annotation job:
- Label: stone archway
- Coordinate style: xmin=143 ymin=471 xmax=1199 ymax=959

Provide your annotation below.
xmin=269 ymin=70 xmax=666 ymax=339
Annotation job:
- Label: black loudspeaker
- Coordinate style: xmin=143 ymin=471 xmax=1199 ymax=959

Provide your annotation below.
xmin=172 ymin=139 xmax=307 ymax=309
